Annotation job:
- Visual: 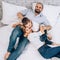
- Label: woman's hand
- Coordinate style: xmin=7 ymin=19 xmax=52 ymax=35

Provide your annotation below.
xmin=52 ymin=42 xmax=60 ymax=46
xmin=4 ymin=52 xmax=10 ymax=60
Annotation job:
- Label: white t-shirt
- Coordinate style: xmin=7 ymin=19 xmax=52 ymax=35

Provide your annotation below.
xmin=32 ymin=21 xmax=40 ymax=32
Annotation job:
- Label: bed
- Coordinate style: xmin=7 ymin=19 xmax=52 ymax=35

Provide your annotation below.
xmin=0 ymin=1 xmax=60 ymax=60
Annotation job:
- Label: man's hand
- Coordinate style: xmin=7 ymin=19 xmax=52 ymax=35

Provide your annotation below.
xmin=17 ymin=12 xmax=24 ymax=20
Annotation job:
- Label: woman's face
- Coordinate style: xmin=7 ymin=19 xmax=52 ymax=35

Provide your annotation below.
xmin=25 ymin=21 xmax=32 ymax=33
xmin=25 ymin=21 xmax=32 ymax=29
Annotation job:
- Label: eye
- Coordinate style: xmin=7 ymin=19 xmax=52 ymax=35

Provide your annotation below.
xmin=36 ymin=6 xmax=38 ymax=8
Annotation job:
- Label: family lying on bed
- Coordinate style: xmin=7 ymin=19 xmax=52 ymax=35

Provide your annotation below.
xmin=4 ymin=2 xmax=60 ymax=60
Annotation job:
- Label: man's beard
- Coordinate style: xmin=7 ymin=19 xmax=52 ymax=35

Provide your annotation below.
xmin=35 ymin=9 xmax=41 ymax=14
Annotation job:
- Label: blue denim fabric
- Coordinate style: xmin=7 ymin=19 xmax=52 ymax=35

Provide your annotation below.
xmin=7 ymin=25 xmax=29 ymax=60
xmin=7 ymin=25 xmax=23 ymax=52
xmin=38 ymin=45 xmax=60 ymax=59
xmin=38 ymin=34 xmax=60 ymax=59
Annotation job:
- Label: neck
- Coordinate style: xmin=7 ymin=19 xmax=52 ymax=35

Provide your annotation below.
xmin=35 ymin=13 xmax=38 ymax=16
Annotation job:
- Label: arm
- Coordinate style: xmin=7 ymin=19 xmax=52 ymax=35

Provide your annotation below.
xmin=40 ymin=34 xmax=53 ymax=45
xmin=45 ymin=25 xmax=52 ymax=30
xmin=52 ymin=42 xmax=60 ymax=46
xmin=12 ymin=22 xmax=23 ymax=28
xmin=17 ymin=9 xmax=29 ymax=20
xmin=43 ymin=16 xmax=52 ymax=30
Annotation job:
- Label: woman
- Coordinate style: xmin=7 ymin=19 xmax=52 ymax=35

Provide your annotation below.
xmin=4 ymin=17 xmax=33 ymax=60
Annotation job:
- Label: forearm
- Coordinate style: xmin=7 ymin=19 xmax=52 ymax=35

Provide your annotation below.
xmin=46 ymin=25 xmax=52 ymax=30
xmin=52 ymin=42 xmax=60 ymax=46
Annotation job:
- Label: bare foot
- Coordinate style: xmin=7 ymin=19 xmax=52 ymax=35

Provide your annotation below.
xmin=4 ymin=52 xmax=10 ymax=60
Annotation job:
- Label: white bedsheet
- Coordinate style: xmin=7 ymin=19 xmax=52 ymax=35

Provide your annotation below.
xmin=0 ymin=25 xmax=59 ymax=60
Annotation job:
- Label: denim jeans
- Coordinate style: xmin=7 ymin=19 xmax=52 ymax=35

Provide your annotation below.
xmin=7 ymin=25 xmax=29 ymax=60
xmin=38 ymin=34 xmax=60 ymax=59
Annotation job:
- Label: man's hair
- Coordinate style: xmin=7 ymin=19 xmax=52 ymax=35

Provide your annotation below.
xmin=22 ymin=17 xmax=31 ymax=26
xmin=36 ymin=2 xmax=43 ymax=9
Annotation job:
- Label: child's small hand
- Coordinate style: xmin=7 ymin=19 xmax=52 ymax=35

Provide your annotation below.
xmin=47 ymin=34 xmax=52 ymax=40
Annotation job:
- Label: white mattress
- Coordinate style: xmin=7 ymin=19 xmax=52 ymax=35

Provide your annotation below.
xmin=0 ymin=25 xmax=59 ymax=60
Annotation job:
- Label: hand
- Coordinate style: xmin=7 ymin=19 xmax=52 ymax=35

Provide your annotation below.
xmin=4 ymin=52 xmax=10 ymax=60
xmin=17 ymin=12 xmax=24 ymax=20
xmin=52 ymin=42 xmax=60 ymax=46
xmin=12 ymin=23 xmax=17 ymax=28
xmin=47 ymin=34 xmax=52 ymax=40
xmin=40 ymin=26 xmax=46 ymax=34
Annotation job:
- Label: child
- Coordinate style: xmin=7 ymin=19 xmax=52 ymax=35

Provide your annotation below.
xmin=38 ymin=26 xmax=60 ymax=59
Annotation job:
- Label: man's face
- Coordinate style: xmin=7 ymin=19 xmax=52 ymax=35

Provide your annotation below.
xmin=35 ymin=3 xmax=43 ymax=14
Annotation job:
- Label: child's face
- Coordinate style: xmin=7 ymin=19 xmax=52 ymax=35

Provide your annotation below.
xmin=25 ymin=21 xmax=32 ymax=29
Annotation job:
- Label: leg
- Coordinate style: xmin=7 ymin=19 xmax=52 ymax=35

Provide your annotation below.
xmin=55 ymin=52 xmax=60 ymax=58
xmin=7 ymin=25 xmax=23 ymax=52
xmin=7 ymin=37 xmax=29 ymax=60
xmin=44 ymin=46 xmax=60 ymax=59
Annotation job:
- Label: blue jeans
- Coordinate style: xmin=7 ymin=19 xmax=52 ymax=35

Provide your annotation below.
xmin=7 ymin=26 xmax=29 ymax=60
xmin=38 ymin=34 xmax=60 ymax=59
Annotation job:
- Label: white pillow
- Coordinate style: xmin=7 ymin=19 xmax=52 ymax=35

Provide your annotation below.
xmin=42 ymin=5 xmax=59 ymax=27
xmin=2 ymin=1 xmax=27 ymax=24
xmin=32 ymin=3 xmax=60 ymax=27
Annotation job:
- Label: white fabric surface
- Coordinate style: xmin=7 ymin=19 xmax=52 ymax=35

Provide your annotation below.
xmin=28 ymin=32 xmax=44 ymax=49
xmin=1 ymin=1 xmax=27 ymax=24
